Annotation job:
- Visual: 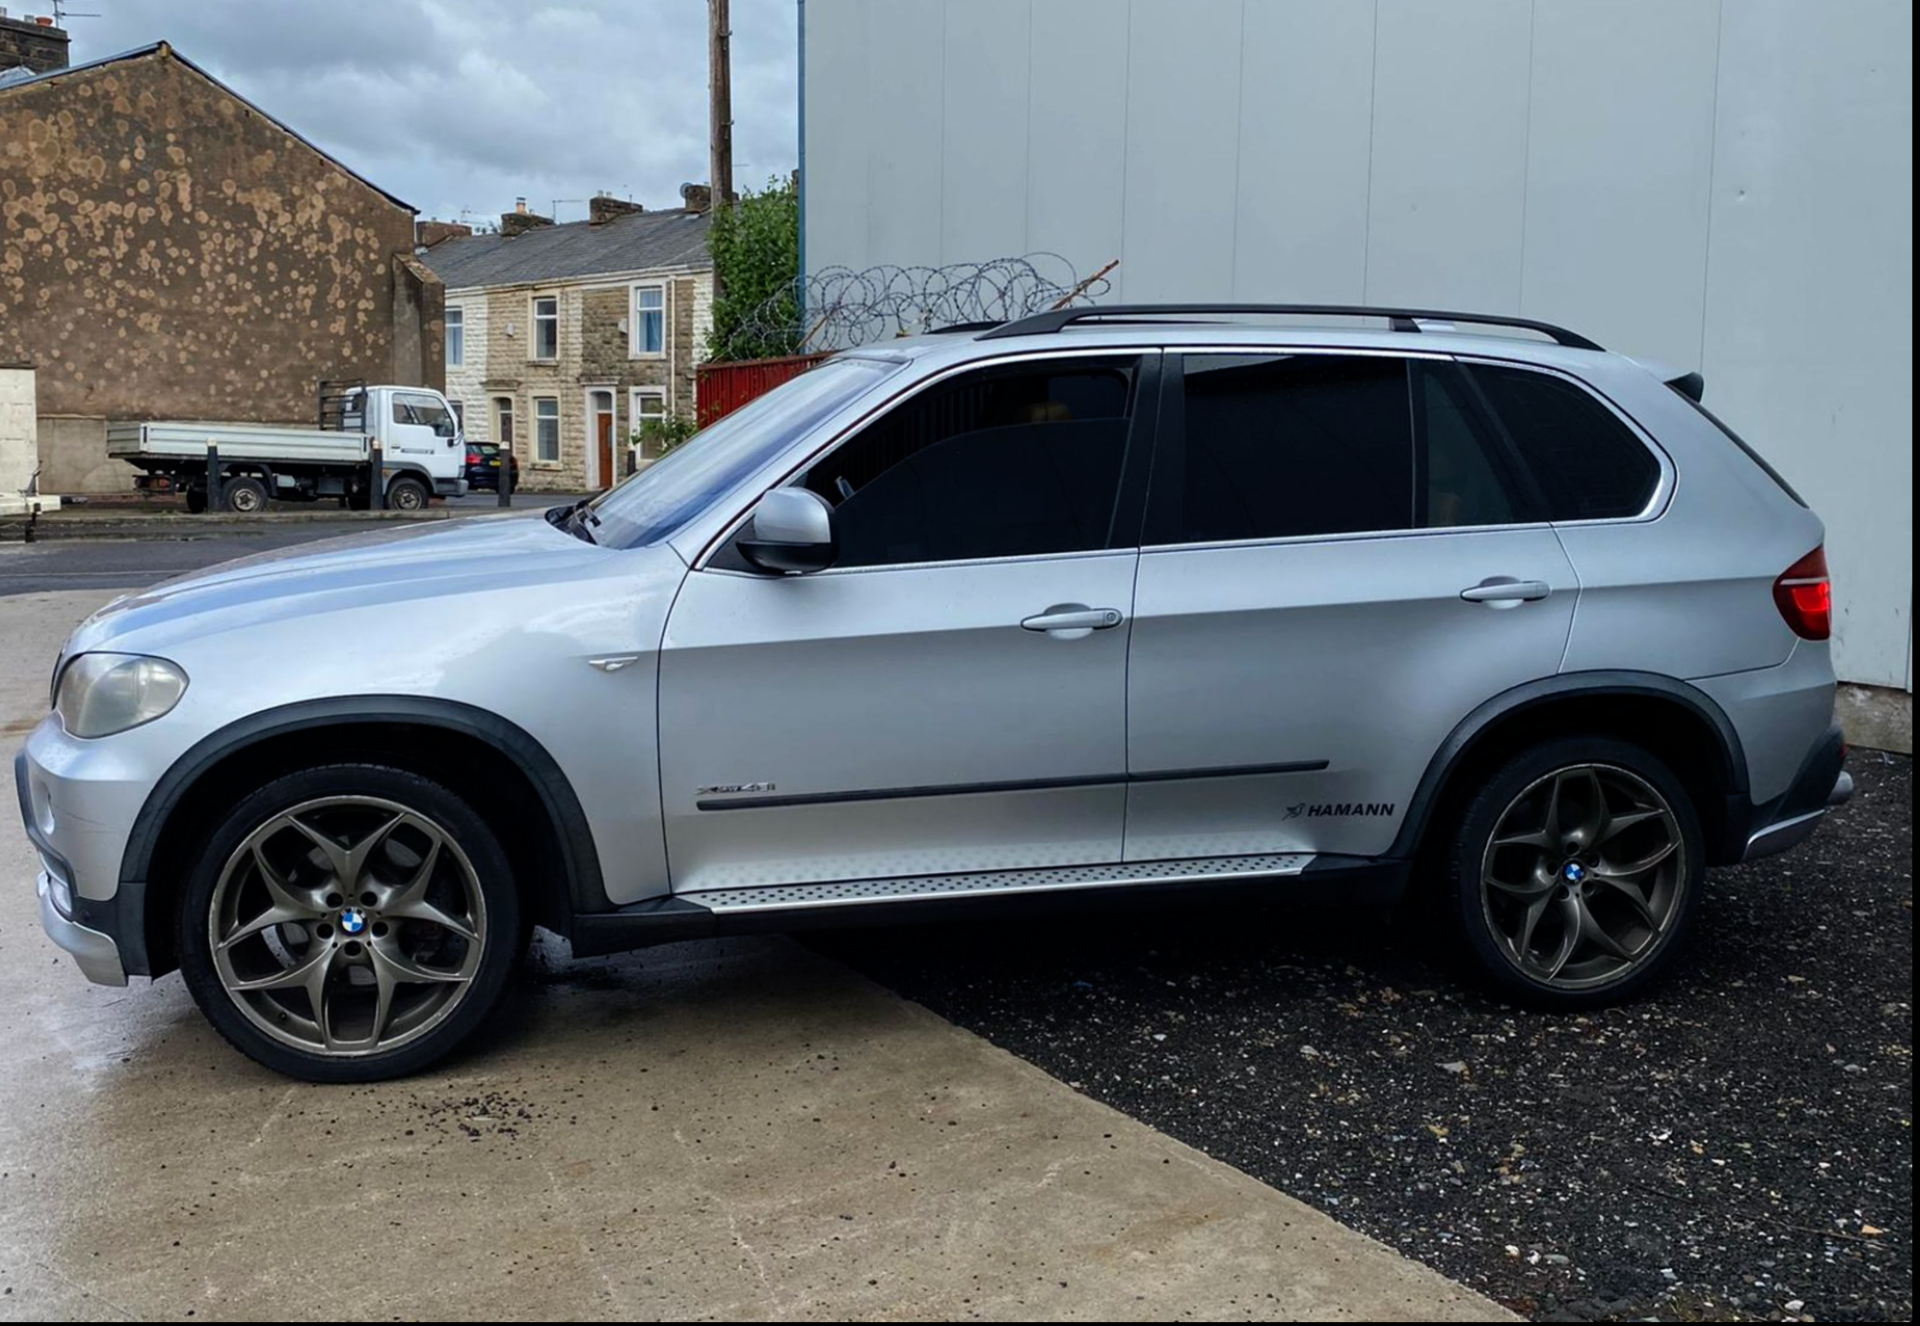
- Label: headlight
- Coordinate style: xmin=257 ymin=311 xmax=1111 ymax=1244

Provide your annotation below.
xmin=55 ymin=653 xmax=189 ymax=738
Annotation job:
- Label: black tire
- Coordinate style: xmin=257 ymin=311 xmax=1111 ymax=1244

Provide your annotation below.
xmin=386 ymin=475 xmax=430 ymax=511
xmin=175 ymin=764 xmax=522 ymax=1082
xmin=222 ymin=475 xmax=270 ymax=514
xmin=184 ymin=486 xmax=209 ymax=514
xmin=1444 ymin=735 xmax=1705 ymax=1009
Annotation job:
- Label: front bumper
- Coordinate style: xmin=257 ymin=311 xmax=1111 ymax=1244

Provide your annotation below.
xmin=37 ymin=870 xmax=127 ymax=985
xmin=434 ymin=476 xmax=469 ymax=498
xmin=1742 ymin=723 xmax=1853 ymax=862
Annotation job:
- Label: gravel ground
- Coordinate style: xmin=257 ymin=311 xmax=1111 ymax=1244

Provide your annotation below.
xmin=824 ymin=752 xmax=1912 ymax=1322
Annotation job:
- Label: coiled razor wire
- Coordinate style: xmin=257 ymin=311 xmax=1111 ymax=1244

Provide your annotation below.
xmin=711 ymin=253 xmax=1116 ymax=363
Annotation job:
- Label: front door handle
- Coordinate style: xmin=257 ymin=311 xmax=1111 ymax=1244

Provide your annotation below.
xmin=1021 ymin=604 xmax=1125 ymax=638
xmin=1460 ymin=577 xmax=1552 ymax=606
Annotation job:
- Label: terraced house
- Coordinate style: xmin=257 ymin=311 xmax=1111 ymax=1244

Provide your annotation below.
xmin=422 ymin=191 xmax=714 ymax=492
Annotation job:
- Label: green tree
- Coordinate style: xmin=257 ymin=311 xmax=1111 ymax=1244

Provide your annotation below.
xmin=706 ymin=174 xmax=801 ymax=362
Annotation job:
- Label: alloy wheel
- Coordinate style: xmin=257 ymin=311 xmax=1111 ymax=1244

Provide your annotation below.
xmin=1480 ymin=763 xmax=1686 ymax=991
xmin=208 ymin=796 xmax=487 ymax=1056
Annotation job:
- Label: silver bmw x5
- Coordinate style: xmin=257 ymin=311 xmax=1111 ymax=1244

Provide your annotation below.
xmin=18 ymin=305 xmax=1854 ymax=1081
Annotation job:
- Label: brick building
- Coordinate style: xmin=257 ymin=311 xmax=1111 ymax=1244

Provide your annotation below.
xmin=423 ymin=193 xmax=713 ymax=492
xmin=0 ymin=40 xmax=442 ymax=493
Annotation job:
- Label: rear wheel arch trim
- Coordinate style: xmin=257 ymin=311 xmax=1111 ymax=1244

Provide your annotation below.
xmin=119 ymin=696 xmax=609 ymax=924
xmin=1391 ymin=671 xmax=1750 ymax=863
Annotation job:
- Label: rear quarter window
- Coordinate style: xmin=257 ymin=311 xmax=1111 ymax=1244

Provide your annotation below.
xmin=1466 ymin=364 xmax=1661 ymax=521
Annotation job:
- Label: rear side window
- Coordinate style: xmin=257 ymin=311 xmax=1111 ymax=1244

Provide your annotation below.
xmin=1152 ymin=354 xmax=1413 ymax=543
xmin=1466 ymin=365 xmax=1660 ymax=521
xmin=1416 ymin=362 xmax=1532 ymax=528
xmin=804 ymin=357 xmax=1138 ymax=568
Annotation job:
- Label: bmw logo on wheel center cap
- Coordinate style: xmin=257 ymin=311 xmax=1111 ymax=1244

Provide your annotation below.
xmin=1562 ymin=861 xmax=1587 ymax=884
xmin=338 ymin=907 xmax=369 ymax=936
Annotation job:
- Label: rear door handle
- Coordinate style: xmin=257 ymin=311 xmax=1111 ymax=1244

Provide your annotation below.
xmin=1460 ymin=577 xmax=1552 ymax=606
xmin=1021 ymin=604 xmax=1125 ymax=637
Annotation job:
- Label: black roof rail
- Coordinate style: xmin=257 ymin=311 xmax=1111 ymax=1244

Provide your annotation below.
xmin=978 ymin=304 xmax=1604 ymax=352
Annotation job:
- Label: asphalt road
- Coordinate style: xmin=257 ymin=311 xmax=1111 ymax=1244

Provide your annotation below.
xmin=0 ymin=493 xmax=585 ymax=596
xmin=825 ymin=753 xmax=1914 ymax=1322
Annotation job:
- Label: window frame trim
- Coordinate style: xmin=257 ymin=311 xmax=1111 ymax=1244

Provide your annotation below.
xmin=530 ymin=292 xmax=561 ymax=363
xmin=629 ymin=281 xmax=669 ymax=359
xmin=1133 ymin=346 xmax=1676 ymax=557
xmin=692 ymin=346 xmax=1163 ymax=576
xmin=532 ymin=393 xmax=563 ymax=466
xmin=445 ymin=305 xmax=465 ymax=368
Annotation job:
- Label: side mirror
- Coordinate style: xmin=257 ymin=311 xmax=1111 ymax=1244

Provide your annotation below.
xmin=738 ymin=488 xmax=838 ymax=574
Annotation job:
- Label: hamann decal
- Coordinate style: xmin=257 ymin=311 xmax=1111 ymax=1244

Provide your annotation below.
xmin=1286 ymin=801 xmax=1397 ymax=820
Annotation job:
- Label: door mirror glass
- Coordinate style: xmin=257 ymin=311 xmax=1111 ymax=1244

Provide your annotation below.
xmin=739 ymin=488 xmax=838 ymax=574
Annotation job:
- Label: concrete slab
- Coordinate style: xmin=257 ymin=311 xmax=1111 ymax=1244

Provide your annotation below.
xmin=0 ymin=590 xmax=1510 ymax=1322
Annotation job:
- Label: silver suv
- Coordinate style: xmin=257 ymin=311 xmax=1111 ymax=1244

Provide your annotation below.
xmin=18 ymin=305 xmax=1854 ymax=1081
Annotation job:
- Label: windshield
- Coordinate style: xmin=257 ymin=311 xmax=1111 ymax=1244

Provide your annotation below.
xmin=587 ymin=357 xmax=899 ymax=548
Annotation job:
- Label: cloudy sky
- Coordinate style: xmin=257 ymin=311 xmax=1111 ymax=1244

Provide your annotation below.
xmin=65 ymin=0 xmax=800 ymax=224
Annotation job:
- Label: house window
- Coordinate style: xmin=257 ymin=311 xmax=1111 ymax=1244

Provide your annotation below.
xmin=630 ymin=388 xmax=667 ymax=456
xmin=494 ymin=397 xmax=515 ymax=448
xmin=446 ymin=306 xmax=465 ymax=366
xmin=532 ymin=294 xmax=559 ymax=361
xmin=632 ymin=284 xmax=666 ymax=356
xmin=534 ymin=396 xmax=561 ymax=463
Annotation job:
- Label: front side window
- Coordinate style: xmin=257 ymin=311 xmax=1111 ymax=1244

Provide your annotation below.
xmin=446 ymin=306 xmax=465 ymax=366
xmin=799 ymin=356 xmax=1139 ymax=569
xmin=395 ymin=392 xmax=454 ymax=437
xmin=532 ymin=295 xmax=559 ymax=361
xmin=534 ymin=396 xmax=561 ymax=462
xmin=449 ymin=400 xmax=466 ymax=431
xmin=632 ymin=285 xmax=666 ymax=356
xmin=1465 ymin=364 xmax=1660 ymax=521
xmin=1150 ymin=354 xmax=1413 ymax=544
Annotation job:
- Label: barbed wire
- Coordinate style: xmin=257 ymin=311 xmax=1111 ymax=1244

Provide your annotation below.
xmin=709 ymin=253 xmax=1116 ymax=363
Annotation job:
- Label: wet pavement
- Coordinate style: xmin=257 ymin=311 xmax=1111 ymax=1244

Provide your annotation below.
xmin=827 ymin=757 xmax=1914 ymax=1322
xmin=0 ymin=590 xmax=1506 ymax=1322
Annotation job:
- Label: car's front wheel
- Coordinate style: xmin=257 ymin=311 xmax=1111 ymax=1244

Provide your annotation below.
xmin=176 ymin=765 xmax=521 ymax=1081
xmin=1446 ymin=737 xmax=1705 ymax=1008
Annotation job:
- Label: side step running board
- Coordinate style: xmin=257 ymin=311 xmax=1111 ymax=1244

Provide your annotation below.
xmin=679 ymin=852 xmax=1315 ymax=913
xmin=567 ymin=852 xmax=1420 ymax=959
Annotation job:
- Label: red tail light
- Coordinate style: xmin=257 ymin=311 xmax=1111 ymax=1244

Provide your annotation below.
xmin=1773 ymin=546 xmax=1832 ymax=640
xmin=465 ymin=450 xmax=481 ymax=464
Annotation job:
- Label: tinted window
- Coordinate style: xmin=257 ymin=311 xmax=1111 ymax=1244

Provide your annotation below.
xmin=803 ymin=359 xmax=1136 ymax=568
xmin=1416 ymin=363 xmax=1531 ymax=528
xmin=1467 ymin=364 xmax=1659 ymax=520
xmin=1152 ymin=354 xmax=1412 ymax=544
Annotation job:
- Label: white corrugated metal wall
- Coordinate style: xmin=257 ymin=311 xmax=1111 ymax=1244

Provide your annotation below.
xmin=800 ymin=0 xmax=1913 ymax=694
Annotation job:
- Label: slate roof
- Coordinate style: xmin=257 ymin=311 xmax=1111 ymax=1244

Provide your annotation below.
xmin=421 ymin=210 xmax=713 ymax=290
xmin=0 ymin=42 xmax=415 ymax=211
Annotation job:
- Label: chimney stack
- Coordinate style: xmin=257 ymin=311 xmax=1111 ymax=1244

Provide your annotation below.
xmin=589 ymin=193 xmax=646 ymax=225
xmin=0 ymin=11 xmax=69 ymax=73
xmin=416 ymin=218 xmax=473 ymax=249
xmin=680 ymin=182 xmax=713 ymax=215
xmin=500 ymin=198 xmax=554 ymax=238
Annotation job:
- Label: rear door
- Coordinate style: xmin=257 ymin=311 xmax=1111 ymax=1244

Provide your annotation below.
xmin=1124 ymin=351 xmax=1579 ymax=862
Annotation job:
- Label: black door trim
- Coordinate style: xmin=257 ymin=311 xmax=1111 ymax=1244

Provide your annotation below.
xmin=695 ymin=759 xmax=1329 ymax=812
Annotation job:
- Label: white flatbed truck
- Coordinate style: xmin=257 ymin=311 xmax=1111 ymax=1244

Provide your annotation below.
xmin=106 ymin=382 xmax=468 ymax=513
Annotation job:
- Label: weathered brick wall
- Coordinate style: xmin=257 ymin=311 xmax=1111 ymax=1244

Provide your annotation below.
xmin=0 ymin=16 xmax=68 ymax=76
xmin=0 ymin=48 xmax=436 ymax=455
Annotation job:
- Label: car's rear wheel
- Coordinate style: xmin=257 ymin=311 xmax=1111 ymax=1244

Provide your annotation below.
xmin=1446 ymin=737 xmax=1704 ymax=1008
xmin=176 ymin=765 xmax=521 ymax=1082
xmin=222 ymin=475 xmax=270 ymax=514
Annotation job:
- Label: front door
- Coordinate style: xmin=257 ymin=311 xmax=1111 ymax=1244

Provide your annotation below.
xmin=591 ymin=391 xmax=615 ymax=489
xmin=657 ymin=352 xmax=1156 ymax=894
xmin=1124 ymin=351 xmax=1579 ymax=862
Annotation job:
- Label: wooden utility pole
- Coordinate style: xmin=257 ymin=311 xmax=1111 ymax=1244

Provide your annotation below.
xmin=709 ymin=0 xmax=734 ymax=297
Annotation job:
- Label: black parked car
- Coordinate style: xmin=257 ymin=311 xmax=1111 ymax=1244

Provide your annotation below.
xmin=463 ymin=443 xmax=519 ymax=492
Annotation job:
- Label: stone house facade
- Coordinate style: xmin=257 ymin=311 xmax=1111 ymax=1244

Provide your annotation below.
xmin=0 ymin=41 xmax=442 ymax=494
xmin=425 ymin=196 xmax=713 ymax=492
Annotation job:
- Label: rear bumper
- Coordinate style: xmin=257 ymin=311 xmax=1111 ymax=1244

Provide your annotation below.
xmin=1742 ymin=724 xmax=1852 ymax=862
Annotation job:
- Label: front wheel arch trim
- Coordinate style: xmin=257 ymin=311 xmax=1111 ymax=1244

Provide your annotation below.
xmin=119 ymin=695 xmax=609 ymax=930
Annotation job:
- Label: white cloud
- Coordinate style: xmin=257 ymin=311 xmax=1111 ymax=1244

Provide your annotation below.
xmin=69 ymin=0 xmax=799 ymax=222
